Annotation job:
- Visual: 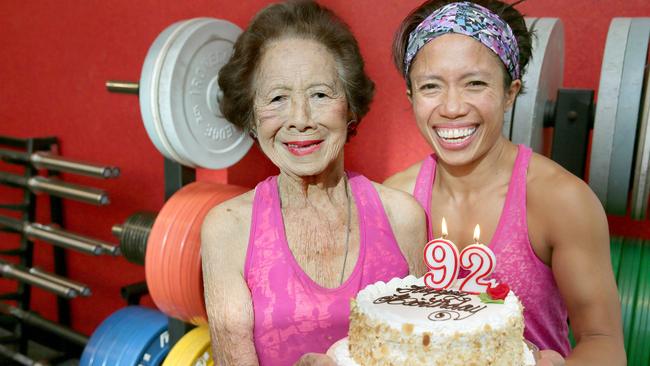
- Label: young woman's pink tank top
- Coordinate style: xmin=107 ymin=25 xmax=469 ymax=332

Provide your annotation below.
xmin=413 ymin=145 xmax=570 ymax=356
xmin=244 ymin=172 xmax=409 ymax=365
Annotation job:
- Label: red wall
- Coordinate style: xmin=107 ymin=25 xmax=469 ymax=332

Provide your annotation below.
xmin=1 ymin=0 xmax=649 ymax=336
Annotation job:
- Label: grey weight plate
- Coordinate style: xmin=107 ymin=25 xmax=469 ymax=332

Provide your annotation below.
xmin=631 ymin=42 xmax=650 ymax=220
xmin=589 ymin=18 xmax=632 ymax=211
xmin=140 ymin=19 xmax=195 ymax=166
xmin=158 ymin=18 xmax=253 ymax=169
xmin=511 ymin=18 xmax=564 ymax=153
xmin=591 ymin=18 xmax=650 ymax=215
xmin=608 ymin=18 xmax=650 ymax=215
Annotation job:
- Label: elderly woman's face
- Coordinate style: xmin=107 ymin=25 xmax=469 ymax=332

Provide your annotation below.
xmin=253 ymin=38 xmax=349 ymax=178
xmin=408 ymin=33 xmax=519 ymax=166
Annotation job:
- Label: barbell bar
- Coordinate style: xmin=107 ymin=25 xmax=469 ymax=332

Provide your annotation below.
xmin=0 ymin=171 xmax=109 ymax=206
xmin=0 ymin=148 xmax=120 ymax=179
xmin=0 ymin=262 xmax=79 ymax=298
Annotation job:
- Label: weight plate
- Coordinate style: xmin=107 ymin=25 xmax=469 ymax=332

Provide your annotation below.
xmin=628 ymin=241 xmax=650 ymax=364
xmin=158 ymin=18 xmax=253 ymax=169
xmin=163 ymin=325 xmax=213 ymax=366
xmin=610 ymin=236 xmax=623 ymax=280
xmin=140 ymin=19 xmax=195 ymax=166
xmin=511 ymin=18 xmax=564 ymax=153
xmin=146 ymin=182 xmax=247 ymax=324
xmin=80 ymin=307 xmax=169 ymax=366
xmin=630 ymin=22 xmax=650 ymax=220
xmin=607 ymin=18 xmax=650 ymax=215
xmin=590 ymin=19 xmax=632 ymax=212
xmin=618 ymin=238 xmax=642 ymax=351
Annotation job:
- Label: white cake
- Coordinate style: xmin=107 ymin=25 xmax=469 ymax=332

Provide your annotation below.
xmin=329 ymin=276 xmax=534 ymax=366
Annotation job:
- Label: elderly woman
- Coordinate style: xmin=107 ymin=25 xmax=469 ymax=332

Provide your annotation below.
xmin=201 ymin=1 xmax=427 ymax=365
xmin=385 ymin=1 xmax=625 ymax=365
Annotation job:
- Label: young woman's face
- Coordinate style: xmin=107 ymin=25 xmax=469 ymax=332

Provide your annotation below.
xmin=253 ymin=37 xmax=350 ymax=178
xmin=408 ymin=33 xmax=520 ymax=166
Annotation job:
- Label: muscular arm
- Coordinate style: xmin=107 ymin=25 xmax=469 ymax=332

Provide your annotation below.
xmin=530 ymin=170 xmax=625 ymax=365
xmin=201 ymin=198 xmax=259 ymax=366
xmin=374 ymin=183 xmax=428 ymax=276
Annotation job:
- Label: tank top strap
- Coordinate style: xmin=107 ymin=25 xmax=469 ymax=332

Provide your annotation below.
xmin=244 ymin=176 xmax=278 ymax=281
xmin=413 ymin=155 xmax=436 ymax=240
xmin=503 ymin=144 xmax=533 ymax=231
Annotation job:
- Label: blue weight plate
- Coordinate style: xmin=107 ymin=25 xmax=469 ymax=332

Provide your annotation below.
xmin=80 ymin=306 xmax=135 ymax=366
xmin=136 ymin=329 xmax=171 ymax=366
xmin=107 ymin=307 xmax=167 ymax=366
xmin=120 ymin=310 xmax=168 ymax=365
xmin=99 ymin=307 xmax=158 ymax=366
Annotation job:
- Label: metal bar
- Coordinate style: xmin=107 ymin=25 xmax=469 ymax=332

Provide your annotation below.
xmin=0 ymin=303 xmax=88 ymax=346
xmin=0 ymin=344 xmax=46 ymax=366
xmin=0 ymin=171 xmax=28 ymax=188
xmin=120 ymin=281 xmax=149 ymax=305
xmin=106 ymin=80 xmax=139 ymax=94
xmin=24 ymin=223 xmax=103 ymax=255
xmin=28 ymin=176 xmax=109 ymax=205
xmin=28 ymin=267 xmax=90 ymax=297
xmin=0 ymin=264 xmax=77 ymax=298
xmin=0 ymin=203 xmax=28 ymax=211
xmin=44 ymin=225 xmax=119 ymax=256
xmin=0 ymin=215 xmax=24 ymax=232
xmin=31 ymin=152 xmax=119 ymax=179
xmin=0 ymin=148 xmax=30 ymax=164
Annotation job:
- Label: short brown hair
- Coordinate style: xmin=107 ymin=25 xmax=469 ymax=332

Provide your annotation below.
xmin=218 ymin=0 xmax=375 ymax=137
xmin=393 ymin=0 xmax=533 ymax=90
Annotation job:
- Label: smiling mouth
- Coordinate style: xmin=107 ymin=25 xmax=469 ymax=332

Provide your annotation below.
xmin=284 ymin=140 xmax=323 ymax=156
xmin=434 ymin=126 xmax=477 ymax=144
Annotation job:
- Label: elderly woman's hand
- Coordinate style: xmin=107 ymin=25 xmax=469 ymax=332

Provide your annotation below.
xmin=293 ymin=353 xmax=337 ymax=366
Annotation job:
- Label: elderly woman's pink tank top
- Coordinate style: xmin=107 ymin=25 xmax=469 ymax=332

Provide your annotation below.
xmin=244 ymin=172 xmax=409 ymax=365
xmin=413 ymin=144 xmax=570 ymax=356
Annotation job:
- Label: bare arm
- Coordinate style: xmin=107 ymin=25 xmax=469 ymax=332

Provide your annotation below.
xmin=374 ymin=183 xmax=428 ymax=276
xmin=201 ymin=198 xmax=259 ymax=366
xmin=383 ymin=161 xmax=423 ymax=194
xmin=530 ymin=172 xmax=625 ymax=365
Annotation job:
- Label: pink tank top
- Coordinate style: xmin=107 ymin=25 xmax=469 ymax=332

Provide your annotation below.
xmin=413 ymin=145 xmax=570 ymax=356
xmin=245 ymin=172 xmax=409 ymax=365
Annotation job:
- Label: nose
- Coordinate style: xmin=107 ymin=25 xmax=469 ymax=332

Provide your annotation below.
xmin=439 ymin=87 xmax=468 ymax=119
xmin=288 ymin=96 xmax=316 ymax=131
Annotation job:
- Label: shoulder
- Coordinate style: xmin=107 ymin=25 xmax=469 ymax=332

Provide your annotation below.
xmin=201 ymin=190 xmax=256 ymax=268
xmin=372 ymin=181 xmax=425 ymax=223
xmin=383 ymin=160 xmax=425 ymax=193
xmin=527 ymin=153 xmax=607 ymax=238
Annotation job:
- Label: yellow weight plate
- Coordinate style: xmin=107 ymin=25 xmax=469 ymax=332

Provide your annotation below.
xmin=163 ymin=325 xmax=213 ymax=366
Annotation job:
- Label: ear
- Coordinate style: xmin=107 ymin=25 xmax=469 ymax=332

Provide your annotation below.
xmin=504 ymin=79 xmax=522 ymax=110
xmin=406 ymin=88 xmax=413 ymax=104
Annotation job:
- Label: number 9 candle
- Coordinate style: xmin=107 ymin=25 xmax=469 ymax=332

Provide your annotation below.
xmin=423 ymin=218 xmax=460 ymax=290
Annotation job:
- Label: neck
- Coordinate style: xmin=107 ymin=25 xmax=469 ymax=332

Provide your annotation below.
xmin=278 ymin=162 xmax=348 ymax=208
xmin=436 ymin=138 xmax=517 ymax=199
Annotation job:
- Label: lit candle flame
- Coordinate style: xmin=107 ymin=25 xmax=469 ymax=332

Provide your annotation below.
xmin=473 ymin=224 xmax=481 ymax=244
xmin=441 ymin=217 xmax=448 ymax=238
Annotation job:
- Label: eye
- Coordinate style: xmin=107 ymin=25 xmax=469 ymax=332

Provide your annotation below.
xmin=270 ymin=95 xmax=286 ymax=103
xmin=467 ymin=80 xmax=487 ymax=88
xmin=420 ymin=83 xmax=439 ymax=91
xmin=312 ymin=92 xmax=328 ymax=99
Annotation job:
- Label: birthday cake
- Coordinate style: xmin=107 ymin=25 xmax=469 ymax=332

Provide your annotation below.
xmin=329 ymin=275 xmax=533 ymax=366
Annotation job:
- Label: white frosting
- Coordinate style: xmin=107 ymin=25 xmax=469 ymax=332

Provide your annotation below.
xmin=355 ymin=276 xmax=522 ymax=337
xmin=327 ymin=337 xmax=536 ymax=366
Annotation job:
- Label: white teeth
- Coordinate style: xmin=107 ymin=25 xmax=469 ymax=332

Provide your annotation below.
xmin=435 ymin=127 xmax=476 ymax=140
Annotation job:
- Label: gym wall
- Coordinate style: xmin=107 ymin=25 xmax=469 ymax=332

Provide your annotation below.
xmin=1 ymin=0 xmax=649 ymax=337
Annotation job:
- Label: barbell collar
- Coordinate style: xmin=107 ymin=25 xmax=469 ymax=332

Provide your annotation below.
xmin=24 ymin=223 xmax=103 ymax=255
xmin=112 ymin=224 xmax=124 ymax=238
xmin=0 ymin=302 xmax=89 ymax=346
xmin=106 ymin=80 xmax=140 ymax=94
xmin=28 ymin=176 xmax=110 ymax=205
xmin=31 ymin=152 xmax=119 ymax=179
xmin=0 ymin=264 xmax=78 ymax=298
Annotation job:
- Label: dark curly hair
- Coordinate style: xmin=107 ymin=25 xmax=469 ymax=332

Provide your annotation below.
xmin=392 ymin=0 xmax=533 ymax=91
xmin=218 ymin=0 xmax=375 ymax=138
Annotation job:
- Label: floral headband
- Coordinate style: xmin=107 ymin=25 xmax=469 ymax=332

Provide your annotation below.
xmin=404 ymin=1 xmax=520 ymax=80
